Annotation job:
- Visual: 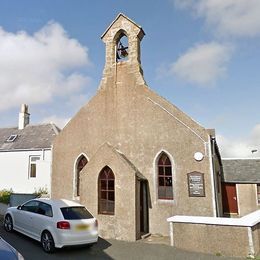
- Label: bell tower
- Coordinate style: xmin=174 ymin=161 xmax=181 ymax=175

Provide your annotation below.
xmin=100 ymin=13 xmax=146 ymax=86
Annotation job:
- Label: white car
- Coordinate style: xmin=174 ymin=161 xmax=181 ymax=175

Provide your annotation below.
xmin=4 ymin=199 xmax=98 ymax=253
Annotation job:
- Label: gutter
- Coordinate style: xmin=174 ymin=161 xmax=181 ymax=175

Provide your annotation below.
xmin=210 ymin=136 xmax=219 ymax=217
xmin=0 ymin=148 xmax=51 ymax=153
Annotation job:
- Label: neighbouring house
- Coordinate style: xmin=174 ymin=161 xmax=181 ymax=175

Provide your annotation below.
xmin=166 ymin=158 xmax=260 ymax=258
xmin=0 ymin=104 xmax=59 ymax=194
xmin=51 ymin=13 xmax=222 ymax=241
xmin=222 ymin=158 xmax=260 ymax=216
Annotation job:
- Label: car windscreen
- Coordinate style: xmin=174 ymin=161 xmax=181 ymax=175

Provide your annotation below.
xmin=60 ymin=206 xmax=93 ymax=220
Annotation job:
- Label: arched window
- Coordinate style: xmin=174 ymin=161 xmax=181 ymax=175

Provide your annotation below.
xmin=98 ymin=166 xmax=115 ymax=215
xmin=116 ymin=32 xmax=128 ymax=62
xmin=75 ymin=155 xmax=88 ymax=197
xmin=158 ymin=152 xmax=173 ymax=200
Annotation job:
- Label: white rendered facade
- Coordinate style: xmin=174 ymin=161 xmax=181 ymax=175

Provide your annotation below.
xmin=0 ymin=149 xmax=52 ymax=193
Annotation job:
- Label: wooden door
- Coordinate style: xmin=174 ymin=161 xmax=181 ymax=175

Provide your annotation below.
xmin=222 ymin=183 xmax=238 ymax=214
xmin=140 ymin=181 xmax=149 ymax=234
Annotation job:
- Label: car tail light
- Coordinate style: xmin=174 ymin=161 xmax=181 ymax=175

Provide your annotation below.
xmin=95 ymin=219 xmax=98 ymax=228
xmin=57 ymin=221 xmax=70 ymax=229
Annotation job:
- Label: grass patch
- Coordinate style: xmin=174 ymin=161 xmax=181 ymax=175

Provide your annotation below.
xmin=34 ymin=187 xmax=49 ymax=196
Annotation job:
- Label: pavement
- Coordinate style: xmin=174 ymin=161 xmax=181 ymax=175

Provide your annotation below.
xmin=0 ymin=213 xmax=245 ymax=260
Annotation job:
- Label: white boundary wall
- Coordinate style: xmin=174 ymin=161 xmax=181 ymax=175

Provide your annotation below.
xmin=167 ymin=210 xmax=260 ymax=257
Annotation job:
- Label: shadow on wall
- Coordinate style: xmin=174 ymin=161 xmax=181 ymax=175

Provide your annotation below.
xmin=147 ymin=181 xmax=152 ymax=209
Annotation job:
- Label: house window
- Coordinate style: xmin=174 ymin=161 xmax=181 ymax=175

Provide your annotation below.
xmin=75 ymin=155 xmax=88 ymax=197
xmin=158 ymin=152 xmax=173 ymax=200
xmin=29 ymin=156 xmax=40 ymax=178
xmin=98 ymin=166 xmax=115 ymax=215
xmin=5 ymin=134 xmax=17 ymax=143
xmin=257 ymin=184 xmax=260 ymax=204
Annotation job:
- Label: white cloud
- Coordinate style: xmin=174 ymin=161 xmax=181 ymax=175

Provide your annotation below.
xmin=170 ymin=42 xmax=232 ymax=85
xmin=42 ymin=115 xmax=70 ymax=129
xmin=174 ymin=0 xmax=260 ymax=38
xmin=163 ymin=1 xmax=260 ymax=86
xmin=217 ymin=124 xmax=260 ymax=158
xmin=0 ymin=21 xmax=91 ymax=112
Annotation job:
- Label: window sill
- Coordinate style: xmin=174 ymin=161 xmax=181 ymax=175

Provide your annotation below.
xmin=98 ymin=213 xmax=115 ymax=216
xmin=157 ymin=199 xmax=175 ymax=204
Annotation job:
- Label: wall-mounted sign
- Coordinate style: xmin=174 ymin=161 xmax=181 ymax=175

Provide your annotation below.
xmin=187 ymin=171 xmax=205 ymax=197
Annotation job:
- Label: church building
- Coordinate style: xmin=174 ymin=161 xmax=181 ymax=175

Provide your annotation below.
xmin=51 ymin=13 xmax=222 ymax=241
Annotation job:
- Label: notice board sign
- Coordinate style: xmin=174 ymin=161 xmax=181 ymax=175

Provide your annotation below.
xmin=187 ymin=171 xmax=205 ymax=197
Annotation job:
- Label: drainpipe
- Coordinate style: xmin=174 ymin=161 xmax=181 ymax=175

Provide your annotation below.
xmin=210 ymin=136 xmax=220 ymax=217
xmin=42 ymin=149 xmax=45 ymax=161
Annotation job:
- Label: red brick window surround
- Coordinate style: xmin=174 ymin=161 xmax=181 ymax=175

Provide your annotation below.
xmin=98 ymin=166 xmax=115 ymax=215
xmin=257 ymin=184 xmax=260 ymax=205
xmin=158 ymin=153 xmax=173 ymax=200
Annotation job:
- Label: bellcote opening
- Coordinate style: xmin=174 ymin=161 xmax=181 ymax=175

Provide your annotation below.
xmin=116 ymin=32 xmax=128 ymax=62
xmin=101 ymin=13 xmax=145 ymax=81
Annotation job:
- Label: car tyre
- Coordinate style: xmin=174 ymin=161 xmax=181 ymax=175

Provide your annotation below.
xmin=41 ymin=231 xmax=55 ymax=253
xmin=4 ymin=215 xmax=13 ymax=232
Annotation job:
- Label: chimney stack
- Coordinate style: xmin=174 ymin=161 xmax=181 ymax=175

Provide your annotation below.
xmin=18 ymin=104 xmax=30 ymax=130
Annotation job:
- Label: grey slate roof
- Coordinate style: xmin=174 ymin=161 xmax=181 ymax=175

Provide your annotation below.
xmin=0 ymin=124 xmax=60 ymax=151
xmin=222 ymin=159 xmax=260 ymax=183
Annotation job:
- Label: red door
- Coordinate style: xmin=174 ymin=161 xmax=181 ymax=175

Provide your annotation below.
xmin=222 ymin=183 xmax=238 ymax=214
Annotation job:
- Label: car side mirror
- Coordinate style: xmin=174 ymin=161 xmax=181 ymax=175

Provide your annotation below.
xmin=17 ymin=205 xmax=21 ymax=210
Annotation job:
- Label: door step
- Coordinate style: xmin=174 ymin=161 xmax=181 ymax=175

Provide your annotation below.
xmin=141 ymin=233 xmax=151 ymax=239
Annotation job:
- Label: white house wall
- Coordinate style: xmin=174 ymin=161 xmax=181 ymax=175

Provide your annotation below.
xmin=0 ymin=150 xmax=52 ymax=193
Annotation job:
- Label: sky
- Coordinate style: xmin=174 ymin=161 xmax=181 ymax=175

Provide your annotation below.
xmin=0 ymin=0 xmax=260 ymax=158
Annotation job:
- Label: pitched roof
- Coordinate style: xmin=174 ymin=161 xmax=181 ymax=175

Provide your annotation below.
xmin=0 ymin=123 xmax=60 ymax=151
xmin=101 ymin=13 xmax=145 ymax=39
xmin=89 ymin=142 xmax=146 ymax=180
xmin=222 ymin=159 xmax=260 ymax=183
xmin=114 ymin=147 xmax=146 ymax=180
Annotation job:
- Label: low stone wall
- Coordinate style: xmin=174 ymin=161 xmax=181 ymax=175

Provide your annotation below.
xmin=167 ymin=210 xmax=260 ymax=258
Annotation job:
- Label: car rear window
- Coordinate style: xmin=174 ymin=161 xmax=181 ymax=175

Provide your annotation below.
xmin=60 ymin=207 xmax=93 ymax=220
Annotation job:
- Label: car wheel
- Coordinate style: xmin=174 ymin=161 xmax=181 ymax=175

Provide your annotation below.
xmin=4 ymin=215 xmax=13 ymax=232
xmin=41 ymin=231 xmax=55 ymax=253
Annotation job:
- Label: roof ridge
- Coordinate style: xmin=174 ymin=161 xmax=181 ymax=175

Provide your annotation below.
xmin=0 ymin=126 xmax=17 ymax=130
xmin=0 ymin=122 xmax=57 ymax=130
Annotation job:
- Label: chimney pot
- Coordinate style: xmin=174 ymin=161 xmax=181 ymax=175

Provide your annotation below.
xmin=18 ymin=104 xmax=30 ymax=130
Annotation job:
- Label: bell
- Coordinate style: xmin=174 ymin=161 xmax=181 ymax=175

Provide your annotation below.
xmin=117 ymin=40 xmax=128 ymax=59
xmin=120 ymin=48 xmax=128 ymax=57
